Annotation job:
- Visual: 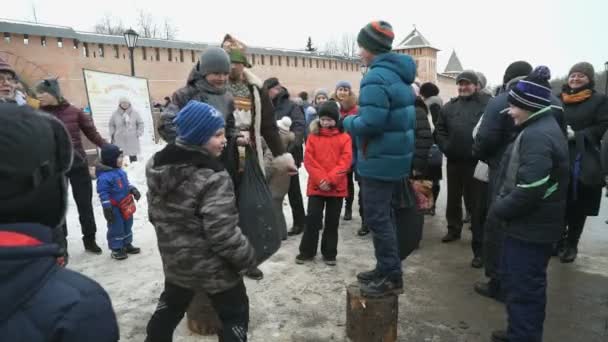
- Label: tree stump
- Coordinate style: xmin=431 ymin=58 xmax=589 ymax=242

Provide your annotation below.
xmin=186 ymin=293 xmax=222 ymax=336
xmin=346 ymin=283 xmax=398 ymax=342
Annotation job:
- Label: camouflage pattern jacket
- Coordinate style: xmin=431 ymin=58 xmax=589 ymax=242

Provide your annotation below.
xmin=146 ymin=143 xmax=256 ymax=294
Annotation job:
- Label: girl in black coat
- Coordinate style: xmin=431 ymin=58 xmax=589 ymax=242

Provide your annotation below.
xmin=559 ymin=62 xmax=608 ymax=263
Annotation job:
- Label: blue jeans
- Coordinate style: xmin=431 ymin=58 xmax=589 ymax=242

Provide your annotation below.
xmin=361 ymin=177 xmax=402 ymax=277
xmin=501 ymin=235 xmax=552 ymax=342
xmin=107 ymin=207 xmax=134 ymax=250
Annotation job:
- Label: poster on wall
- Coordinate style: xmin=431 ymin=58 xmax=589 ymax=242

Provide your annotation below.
xmin=82 ymin=69 xmax=156 ymax=146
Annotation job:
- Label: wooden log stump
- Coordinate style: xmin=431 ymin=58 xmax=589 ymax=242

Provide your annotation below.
xmin=186 ymin=293 xmax=222 ymax=336
xmin=346 ymin=283 xmax=398 ymax=342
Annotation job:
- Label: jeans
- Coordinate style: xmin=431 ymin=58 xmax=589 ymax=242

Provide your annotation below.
xmin=501 ymin=236 xmax=552 ymax=342
xmin=446 ymin=161 xmax=476 ymax=233
xmin=288 ymin=174 xmax=306 ymax=227
xmin=146 ymin=280 xmax=249 ymax=342
xmin=299 ymin=196 xmax=342 ymax=259
xmin=361 ymin=177 xmax=402 ymax=277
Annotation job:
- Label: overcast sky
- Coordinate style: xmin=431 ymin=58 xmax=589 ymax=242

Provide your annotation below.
xmin=4 ymin=0 xmax=607 ymax=86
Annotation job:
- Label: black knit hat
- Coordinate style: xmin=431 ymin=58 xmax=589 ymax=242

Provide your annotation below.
xmin=508 ymin=66 xmax=552 ymax=112
xmin=357 ymin=21 xmax=395 ymax=55
xmin=419 ymin=82 xmax=440 ymax=98
xmin=0 ymin=104 xmax=73 ymax=228
xmin=36 ymin=78 xmax=63 ymax=101
xmin=318 ymin=101 xmax=340 ymax=123
xmin=456 ymin=70 xmax=479 ymax=85
xmin=569 ymin=62 xmax=595 ymax=85
xmin=503 ymin=61 xmax=533 ymax=85
xmin=101 ymin=144 xmax=123 ymax=169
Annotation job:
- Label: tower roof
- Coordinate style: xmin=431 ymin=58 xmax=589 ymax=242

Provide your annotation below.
xmin=444 ymin=50 xmax=463 ymax=73
xmin=395 ymin=27 xmax=439 ymax=51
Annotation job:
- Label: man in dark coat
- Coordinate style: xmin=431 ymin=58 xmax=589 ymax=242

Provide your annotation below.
xmin=37 ymin=78 xmax=108 ymax=258
xmin=0 ymin=104 xmax=119 ymax=342
xmin=472 ymin=61 xmax=565 ymax=301
xmin=264 ymin=77 xmax=307 ymax=236
xmin=435 ymin=70 xmax=490 ymax=243
xmin=488 ymin=66 xmax=569 ymax=342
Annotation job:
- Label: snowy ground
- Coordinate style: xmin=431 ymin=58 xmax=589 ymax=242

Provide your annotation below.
xmin=65 ymin=142 xmax=608 ymax=342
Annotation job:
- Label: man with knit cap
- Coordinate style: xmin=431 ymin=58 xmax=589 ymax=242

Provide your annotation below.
xmin=343 ymin=20 xmax=416 ymax=297
xmin=473 ymin=61 xmax=565 ymax=302
xmin=158 ymin=47 xmax=235 ymax=144
xmin=488 ymin=66 xmax=569 ymax=342
xmin=146 ymin=100 xmax=255 ymax=342
xmin=0 ymin=56 xmax=18 ymax=103
xmin=0 ymin=104 xmax=119 ymax=341
xmin=435 ymin=70 xmax=490 ymax=245
xmin=36 ymin=78 xmax=108 ymax=258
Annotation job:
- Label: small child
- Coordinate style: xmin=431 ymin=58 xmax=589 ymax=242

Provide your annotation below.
xmin=145 ymin=100 xmax=255 ymax=341
xmin=96 ymin=144 xmax=141 ymax=260
xmin=296 ymin=101 xmax=352 ymax=266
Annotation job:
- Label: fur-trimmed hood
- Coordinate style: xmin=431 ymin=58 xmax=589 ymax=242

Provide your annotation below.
xmin=308 ymin=119 xmax=343 ymax=136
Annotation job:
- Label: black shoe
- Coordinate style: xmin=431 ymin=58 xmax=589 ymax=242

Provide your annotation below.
xmin=357 ymin=225 xmax=370 ymax=236
xmin=83 ymin=238 xmax=102 ymax=255
xmin=491 ymin=330 xmax=508 ymax=342
xmin=356 ymin=269 xmax=378 ymax=284
xmin=552 ymin=239 xmax=566 ymax=257
xmin=474 ymin=280 xmax=504 ymax=303
xmin=560 ymin=245 xmax=578 ymax=263
xmin=111 ymin=249 xmax=128 ymax=260
xmin=360 ymin=274 xmax=404 ymax=298
xmin=323 ymin=257 xmax=337 ymax=266
xmin=295 ymin=254 xmax=314 ymax=264
xmin=441 ymin=231 xmax=461 ymax=243
xmin=288 ymin=224 xmax=304 ymax=236
xmin=343 ymin=208 xmax=352 ymax=221
xmin=463 ymin=213 xmax=472 ymax=224
xmin=471 ymin=256 xmax=483 ymax=269
xmin=245 ymin=267 xmax=264 ymax=280
xmin=125 ymin=244 xmax=141 ymax=254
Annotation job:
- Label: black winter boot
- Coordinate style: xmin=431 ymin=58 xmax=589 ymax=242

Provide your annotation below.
xmin=357 ymin=224 xmax=370 ymax=236
xmin=356 ymin=269 xmax=378 ymax=284
xmin=343 ymin=207 xmax=353 ymax=221
xmin=83 ymin=237 xmax=102 ymax=255
xmin=360 ymin=274 xmax=404 ymax=297
xmin=111 ymin=249 xmax=128 ymax=260
xmin=125 ymin=244 xmax=141 ymax=254
xmin=288 ymin=224 xmax=304 ymax=236
xmin=560 ymin=244 xmax=578 ymax=263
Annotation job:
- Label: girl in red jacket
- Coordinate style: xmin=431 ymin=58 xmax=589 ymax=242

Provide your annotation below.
xmin=296 ymin=102 xmax=353 ymax=266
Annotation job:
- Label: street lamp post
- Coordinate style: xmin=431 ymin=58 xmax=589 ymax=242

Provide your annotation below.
xmin=123 ymin=29 xmax=139 ymax=77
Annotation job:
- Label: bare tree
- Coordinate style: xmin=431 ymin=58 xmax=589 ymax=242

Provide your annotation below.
xmin=323 ymin=38 xmax=340 ymax=56
xmin=162 ymin=17 xmax=178 ymax=40
xmin=94 ymin=14 xmax=126 ymax=36
xmin=340 ymin=33 xmax=357 ymax=57
xmin=137 ymin=9 xmax=159 ymax=39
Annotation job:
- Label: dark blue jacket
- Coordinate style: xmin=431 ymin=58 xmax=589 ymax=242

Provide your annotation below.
xmin=96 ymin=165 xmax=132 ymax=209
xmin=343 ymin=52 xmax=416 ymax=181
xmin=489 ymin=108 xmax=569 ymax=243
xmin=0 ymin=223 xmax=119 ymax=341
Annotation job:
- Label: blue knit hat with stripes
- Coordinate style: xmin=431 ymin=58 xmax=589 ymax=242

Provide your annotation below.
xmin=508 ymin=66 xmax=552 ymax=112
xmin=174 ymin=100 xmax=225 ymax=146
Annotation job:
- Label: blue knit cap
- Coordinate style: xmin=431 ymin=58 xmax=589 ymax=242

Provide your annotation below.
xmin=101 ymin=144 xmax=123 ymax=168
xmin=335 ymin=80 xmax=352 ymax=91
xmin=508 ymin=66 xmax=552 ymax=112
xmin=174 ymin=101 xmax=225 ymax=146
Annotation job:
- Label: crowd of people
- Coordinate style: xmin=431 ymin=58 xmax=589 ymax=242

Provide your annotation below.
xmin=1 ymin=18 xmax=607 ymax=342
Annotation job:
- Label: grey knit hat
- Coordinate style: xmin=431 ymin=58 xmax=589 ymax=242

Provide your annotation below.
xmin=36 ymin=78 xmax=63 ymax=101
xmin=569 ymin=62 xmax=595 ymax=84
xmin=197 ymin=47 xmax=230 ymax=76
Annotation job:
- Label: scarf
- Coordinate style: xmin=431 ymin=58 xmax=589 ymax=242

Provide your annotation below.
xmin=561 ymin=84 xmax=594 ymax=104
xmin=117 ymin=106 xmax=134 ymax=130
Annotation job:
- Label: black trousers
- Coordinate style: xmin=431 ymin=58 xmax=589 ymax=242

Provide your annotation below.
xmin=358 ymin=180 xmax=365 ymax=225
xmin=446 ymin=161 xmax=476 ymax=233
xmin=345 ymin=171 xmax=355 ymax=210
xmin=471 ymin=179 xmax=488 ymax=257
xmin=58 ymin=161 xmax=98 ymax=245
xmin=288 ymin=174 xmax=306 ymax=227
xmin=299 ymin=196 xmax=342 ymax=259
xmin=432 ymin=180 xmax=441 ymax=208
xmin=484 ymin=169 xmax=505 ymax=281
xmin=146 ymin=280 xmax=249 ymax=342
xmin=564 ymin=209 xmax=587 ymax=246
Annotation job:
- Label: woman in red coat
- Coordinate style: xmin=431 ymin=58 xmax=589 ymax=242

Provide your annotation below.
xmin=296 ymin=101 xmax=352 ymax=266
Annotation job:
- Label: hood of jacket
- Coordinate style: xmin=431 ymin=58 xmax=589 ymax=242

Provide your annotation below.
xmin=0 ymin=223 xmax=59 ymax=321
xmin=147 ymin=143 xmax=224 ymax=197
xmin=370 ymin=53 xmax=416 ymax=85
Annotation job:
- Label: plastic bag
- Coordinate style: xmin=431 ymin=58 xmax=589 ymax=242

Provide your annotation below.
xmin=237 ymin=146 xmax=282 ymax=264
xmin=410 ymin=179 xmax=434 ymax=211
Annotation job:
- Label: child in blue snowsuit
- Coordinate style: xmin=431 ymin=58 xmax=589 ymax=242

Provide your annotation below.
xmin=96 ymin=144 xmax=141 ymax=260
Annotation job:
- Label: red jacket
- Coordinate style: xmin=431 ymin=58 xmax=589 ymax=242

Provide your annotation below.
xmin=41 ymin=102 xmax=107 ymax=158
xmin=304 ymin=121 xmax=352 ymax=197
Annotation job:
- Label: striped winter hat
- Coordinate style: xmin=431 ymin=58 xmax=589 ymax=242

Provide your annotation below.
xmin=508 ymin=66 xmax=552 ymax=112
xmin=174 ymin=100 xmax=225 ymax=146
xmin=357 ymin=21 xmax=394 ymax=54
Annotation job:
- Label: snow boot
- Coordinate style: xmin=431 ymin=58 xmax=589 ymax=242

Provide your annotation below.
xmin=83 ymin=237 xmax=102 ymax=255
xmin=111 ymin=249 xmax=128 ymax=260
